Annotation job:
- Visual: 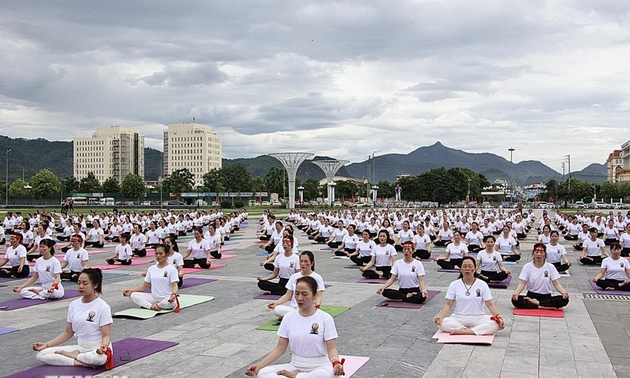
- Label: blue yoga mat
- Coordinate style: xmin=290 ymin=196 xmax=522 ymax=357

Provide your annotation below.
xmin=0 ymin=327 xmax=19 ymax=336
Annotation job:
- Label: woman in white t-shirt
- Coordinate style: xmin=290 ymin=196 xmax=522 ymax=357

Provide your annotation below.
xmin=333 ymin=224 xmax=359 ymax=257
xmin=592 ymin=243 xmax=630 ymax=291
xmin=360 ymin=230 xmax=397 ymax=279
xmin=434 ymin=222 xmax=453 ymax=247
xmin=603 ymin=220 xmax=620 ymax=246
xmin=183 ymin=228 xmax=212 ymax=269
xmin=257 ymin=236 xmax=300 ymax=296
xmin=145 ymin=221 xmax=161 ymax=249
xmin=13 ymin=239 xmax=65 ymax=300
xmin=495 ymin=225 xmax=520 ymax=262
xmin=85 ymin=220 xmax=105 ymax=249
xmin=328 ymin=221 xmax=349 ymax=249
xmin=512 ymin=243 xmax=570 ymax=309
xmin=476 ymin=235 xmax=510 ymax=283
xmin=204 ymin=225 xmax=223 ymax=259
xmin=105 ymin=232 xmax=133 ymax=266
xmin=349 ymin=230 xmax=376 ymax=266
xmin=0 ymin=233 xmax=29 ymax=278
xmin=123 ymin=245 xmax=179 ymax=311
xmin=377 ymin=241 xmax=428 ymax=303
xmin=61 ymin=235 xmax=89 ymax=282
xmin=435 ymin=231 xmax=468 ymax=270
xmin=394 ymin=221 xmax=415 ymax=253
xmin=465 ymin=222 xmax=484 ymax=254
xmin=247 ymin=275 xmax=344 ymax=378
xmin=620 ymin=224 xmax=630 ymax=257
xmin=130 ymin=224 xmax=147 ymax=257
xmin=434 ymin=256 xmax=504 ymax=335
xmin=268 ymin=251 xmax=326 ymax=318
xmin=579 ymin=227 xmax=609 ymax=265
xmin=545 ymin=231 xmax=571 ymax=274
xmin=164 ymin=235 xmax=184 ymax=287
xmin=32 ymin=268 xmax=113 ymax=368
xmin=412 ymin=224 xmax=433 ymax=260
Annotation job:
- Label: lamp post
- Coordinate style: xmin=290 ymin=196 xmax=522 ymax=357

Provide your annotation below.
xmin=5 ymin=148 xmax=11 ymax=206
xmin=508 ymin=148 xmax=515 ymax=163
xmin=371 ymin=150 xmax=380 ymax=183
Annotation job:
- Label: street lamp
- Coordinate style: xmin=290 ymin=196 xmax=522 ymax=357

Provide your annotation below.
xmin=5 ymin=148 xmax=11 ymax=206
xmin=371 ymin=150 xmax=380 ymax=183
xmin=508 ymin=148 xmax=515 ymax=163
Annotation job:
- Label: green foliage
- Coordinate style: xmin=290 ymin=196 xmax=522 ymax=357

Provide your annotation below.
xmin=79 ymin=172 xmax=101 ymax=193
xmin=60 ymin=176 xmax=79 ymax=193
xmin=264 ymin=167 xmax=287 ymax=196
xmin=9 ymin=179 xmax=29 ymax=196
xmin=102 ymin=177 xmax=121 ymax=193
xmin=335 ymin=180 xmax=358 ymax=200
xmin=202 ymin=168 xmax=223 ymax=192
xmin=377 ymin=180 xmax=395 ymax=199
xmin=222 ymin=164 xmax=252 ymax=192
xmin=393 ymin=167 xmax=489 ymax=204
xmin=163 ymin=168 xmax=194 ymax=194
xmin=303 ymin=178 xmax=321 ymax=201
xmin=30 ymin=169 xmax=60 ymax=199
xmin=600 ymin=181 xmax=620 ymax=200
xmin=220 ymin=199 xmax=233 ymax=208
xmin=121 ymin=174 xmax=146 ymax=200
xmin=620 ymin=182 xmax=630 ymax=198
xmin=234 ymin=199 xmax=244 ymax=208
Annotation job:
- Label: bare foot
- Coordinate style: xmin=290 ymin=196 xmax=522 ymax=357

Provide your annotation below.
xmin=605 ymin=287 xmax=616 ymax=291
xmin=450 ymin=328 xmax=475 ymax=335
xmin=150 ymin=303 xmax=161 ymax=311
xmin=406 ymin=292 xmax=418 ymax=298
xmin=277 ymin=369 xmax=300 ymax=378
xmin=29 ymin=288 xmax=43 ymax=295
xmin=263 ymin=291 xmax=271 ymax=295
xmin=55 ymin=350 xmax=80 ymax=359
xmin=524 ymin=297 xmax=540 ymax=306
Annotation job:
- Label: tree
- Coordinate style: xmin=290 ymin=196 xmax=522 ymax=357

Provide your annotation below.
xmin=60 ymin=176 xmax=79 ymax=194
xmin=377 ymin=180 xmax=395 ymax=199
xmin=121 ymin=174 xmax=146 ymax=202
xmin=600 ymin=181 xmax=620 ymax=200
xmin=334 ymin=180 xmax=358 ymax=201
xmin=202 ymin=168 xmax=223 ymax=192
xmin=163 ymin=168 xmax=194 ymax=194
xmin=568 ymin=178 xmax=594 ymax=201
xmin=264 ymin=167 xmax=287 ymax=196
xmin=620 ymin=182 xmax=630 ymax=199
xmin=221 ymin=164 xmax=252 ymax=192
xmin=9 ymin=179 xmax=29 ymax=197
xmin=303 ymin=178 xmax=321 ymax=201
xmin=79 ymin=172 xmax=101 ymax=193
xmin=30 ymin=169 xmax=60 ymax=200
xmin=102 ymin=177 xmax=121 ymax=193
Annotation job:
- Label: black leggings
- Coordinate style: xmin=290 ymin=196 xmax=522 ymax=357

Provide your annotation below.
xmin=133 ymin=248 xmax=147 ymax=257
xmin=264 ymin=243 xmax=276 ymax=253
xmin=437 ymin=258 xmax=463 ymax=270
xmin=413 ymin=249 xmax=431 ymax=260
xmin=350 ymin=255 xmax=371 ymax=266
xmin=61 ymin=271 xmax=82 ymax=281
xmin=623 ymin=248 xmax=630 ymax=257
xmin=434 ymin=240 xmax=450 ymax=247
xmin=517 ymin=233 xmax=527 ymax=240
xmin=467 ymin=245 xmax=482 ymax=253
xmin=210 ymin=251 xmax=222 ymax=259
xmin=478 ymin=270 xmax=508 ymax=282
xmin=362 ymin=266 xmax=391 ymax=279
xmin=382 ymin=286 xmax=426 ymax=304
xmin=257 ymin=277 xmax=289 ymax=296
xmin=106 ymin=258 xmax=131 ymax=265
xmin=57 ymin=235 xmax=70 ymax=242
xmin=580 ymin=255 xmax=603 ymax=265
xmin=564 ymin=235 xmax=578 ymax=241
xmin=26 ymin=254 xmax=41 ymax=262
xmin=335 ymin=248 xmax=355 ymax=256
xmin=314 ymin=236 xmax=327 ymax=244
xmin=327 ymin=241 xmax=342 ymax=248
xmin=85 ymin=241 xmax=104 ymax=248
xmin=183 ymin=258 xmax=211 ymax=269
xmin=502 ymin=254 xmax=521 ymax=262
xmin=0 ymin=265 xmax=30 ymax=278
xmin=604 ymin=238 xmax=618 ymax=246
xmin=512 ymin=291 xmax=569 ymax=309
xmin=264 ymin=263 xmax=275 ymax=271
xmin=552 ymin=261 xmax=570 ymax=273
xmin=596 ymin=279 xmax=630 ymax=291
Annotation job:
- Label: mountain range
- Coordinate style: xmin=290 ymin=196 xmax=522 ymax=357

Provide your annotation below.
xmin=0 ymin=136 xmax=607 ymax=185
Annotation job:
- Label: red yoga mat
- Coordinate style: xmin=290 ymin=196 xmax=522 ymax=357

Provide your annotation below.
xmin=513 ymin=308 xmax=564 ymax=318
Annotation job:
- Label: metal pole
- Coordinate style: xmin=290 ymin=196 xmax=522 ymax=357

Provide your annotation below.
xmin=5 ymin=149 xmax=11 ymax=206
xmin=508 ymin=148 xmax=515 ymax=163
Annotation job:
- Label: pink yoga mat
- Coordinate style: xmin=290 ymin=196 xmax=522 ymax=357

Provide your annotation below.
xmin=90 ymin=259 xmax=153 ymax=270
xmin=339 ymin=355 xmax=370 ymax=377
xmin=212 ymin=254 xmax=237 ymax=260
xmin=431 ymin=330 xmax=495 ymax=344
xmin=376 ymin=290 xmax=441 ymax=308
xmin=181 ymin=263 xmax=227 ymax=273
xmin=513 ymin=308 xmax=564 ymax=318
xmin=589 ymin=279 xmax=630 ymax=295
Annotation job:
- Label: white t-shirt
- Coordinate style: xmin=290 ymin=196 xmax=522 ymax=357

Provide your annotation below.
xmin=115 ymin=244 xmax=132 ymax=261
xmin=277 ymin=308 xmax=338 ymax=358
xmin=67 ymin=297 xmax=113 ymax=342
xmin=187 ymin=239 xmax=210 ymax=259
xmin=333 ymin=228 xmax=348 ymax=242
xmin=64 ymin=248 xmax=89 ymax=272
xmin=5 ymin=245 xmax=27 ymax=266
xmin=144 ymin=264 xmax=179 ymax=299
xmin=438 ymin=229 xmax=453 ymax=241
xmin=87 ymin=228 xmax=104 ymax=242
xmin=397 ymin=230 xmax=414 ymax=244
xmin=204 ymin=233 xmax=222 ymax=252
xmin=583 ymin=238 xmax=605 ymax=257
xmin=130 ymin=233 xmax=147 ymax=250
xmin=413 ymin=234 xmax=431 ymax=250
xmin=537 ymin=234 xmax=551 ymax=245
xmin=620 ymin=233 xmax=630 ymax=249
xmin=371 ymin=244 xmax=397 ymax=267
xmin=342 ymin=234 xmax=359 ymax=249
xmin=357 ymin=240 xmax=376 ymax=257
xmin=35 ymin=256 xmax=62 ymax=289
xmin=167 ymin=252 xmax=184 ymax=268
xmin=601 ymin=257 xmax=630 ymax=281
xmin=391 ymin=259 xmax=425 ymax=289
xmin=477 ymin=250 xmax=502 ymax=272
xmin=465 ymin=231 xmax=483 ymax=246
xmin=545 ymin=244 xmax=567 ymax=264
xmin=519 ymin=262 xmax=560 ymax=295
xmin=446 ymin=243 xmax=467 ymax=259
xmin=286 ymin=271 xmax=326 ymax=309
xmin=496 ymin=235 xmax=517 ymax=254
xmin=446 ymin=278 xmax=492 ymax=316
xmin=274 ymin=253 xmax=300 ymax=279
xmin=145 ymin=230 xmax=160 ymax=244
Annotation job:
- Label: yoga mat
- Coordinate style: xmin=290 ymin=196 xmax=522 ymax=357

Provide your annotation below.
xmin=376 ymin=290 xmax=441 ymax=309
xmin=339 ymin=356 xmax=370 ymax=377
xmin=430 ymin=330 xmax=495 ymax=345
xmin=488 ymin=275 xmax=512 ymax=288
xmin=252 ymin=271 xmax=272 ymax=278
xmin=180 ymin=278 xmax=218 ymax=289
xmin=0 ymin=290 xmax=80 ymax=311
xmin=321 ymin=247 xmax=335 ymax=251
xmin=63 ymin=272 xmax=129 ymax=285
xmin=254 ymin=293 xmax=281 ymax=300
xmin=254 ymin=240 xmax=267 ymax=244
xmin=211 ymin=254 xmax=237 ymax=260
xmin=221 ymin=246 xmax=235 ymax=252
xmin=502 ymin=261 xmax=518 ymax=265
xmin=256 ymin=252 xmax=271 ymax=256
xmin=181 ymin=264 xmax=227 ymax=274
xmin=0 ymin=326 xmax=19 ymax=335
xmin=90 ymin=259 xmax=153 ymax=270
xmin=344 ymin=265 xmax=361 ymax=269
xmin=589 ymin=279 xmax=630 ymax=295
xmin=257 ymin=305 xmax=350 ymax=331
xmin=513 ymin=308 xmax=564 ymax=318
xmin=4 ymin=338 xmax=178 ymax=378
xmin=558 ymin=272 xmax=571 ymax=277
xmin=86 ymin=249 xmax=111 ymax=254
xmin=223 ymin=241 xmax=239 ymax=245
xmin=437 ymin=269 xmax=460 ymax=273
xmin=356 ymin=278 xmax=388 ymax=284
xmin=113 ymin=294 xmax=215 ymax=319
xmin=0 ymin=272 xmax=33 ymax=283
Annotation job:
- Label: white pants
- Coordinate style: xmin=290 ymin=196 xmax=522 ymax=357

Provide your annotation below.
xmin=258 ymin=354 xmax=334 ymax=378
xmin=20 ymin=284 xmax=65 ymax=300
xmin=439 ymin=314 xmax=499 ymax=335
xmin=273 ymin=304 xmax=296 ymax=318
xmin=130 ymin=292 xmax=175 ymax=310
xmin=36 ymin=338 xmax=111 ymax=367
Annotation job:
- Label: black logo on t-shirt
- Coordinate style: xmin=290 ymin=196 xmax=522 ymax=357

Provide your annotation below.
xmin=163 ymin=271 xmax=168 ymax=278
xmin=544 ymin=270 xmax=549 ymax=278
xmin=476 ymin=288 xmax=481 ymax=297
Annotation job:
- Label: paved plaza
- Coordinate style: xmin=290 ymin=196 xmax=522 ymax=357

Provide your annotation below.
xmin=1 ymin=210 xmax=628 ymax=378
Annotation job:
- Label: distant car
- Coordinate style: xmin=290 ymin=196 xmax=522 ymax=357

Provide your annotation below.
xmin=141 ymin=201 xmax=151 ymax=206
xmin=261 ymin=201 xmax=271 ymax=206
xmin=272 ymin=201 xmax=281 ymax=206
xmin=574 ymin=201 xmax=585 ymax=209
xmin=163 ymin=200 xmax=187 ymax=206
xmin=333 ymin=201 xmax=342 ymax=207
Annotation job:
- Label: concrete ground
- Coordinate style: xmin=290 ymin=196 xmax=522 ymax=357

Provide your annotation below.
xmin=0 ymin=210 xmax=628 ymax=378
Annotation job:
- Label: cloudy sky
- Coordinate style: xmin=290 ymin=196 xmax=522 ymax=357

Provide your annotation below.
xmin=1 ymin=1 xmax=629 ymax=172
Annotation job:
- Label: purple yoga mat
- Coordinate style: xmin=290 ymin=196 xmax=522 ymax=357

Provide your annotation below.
xmin=4 ymin=337 xmax=178 ymax=378
xmin=356 ymin=278 xmax=388 ymax=284
xmin=0 ymin=272 xmax=33 ymax=283
xmin=0 ymin=290 xmax=81 ymax=311
xmin=376 ymin=290 xmax=441 ymax=309
xmin=488 ymin=275 xmax=512 ymax=288
xmin=589 ymin=279 xmax=630 ymax=296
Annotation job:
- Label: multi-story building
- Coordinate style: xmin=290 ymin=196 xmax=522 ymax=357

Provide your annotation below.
xmin=163 ymin=122 xmax=222 ymax=185
xmin=606 ymin=149 xmax=623 ymax=183
xmin=73 ymin=126 xmax=144 ymax=183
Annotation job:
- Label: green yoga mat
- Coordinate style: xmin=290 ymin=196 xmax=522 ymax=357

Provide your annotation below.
xmin=113 ymin=294 xmax=214 ymax=319
xmin=257 ymin=305 xmax=350 ymax=331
